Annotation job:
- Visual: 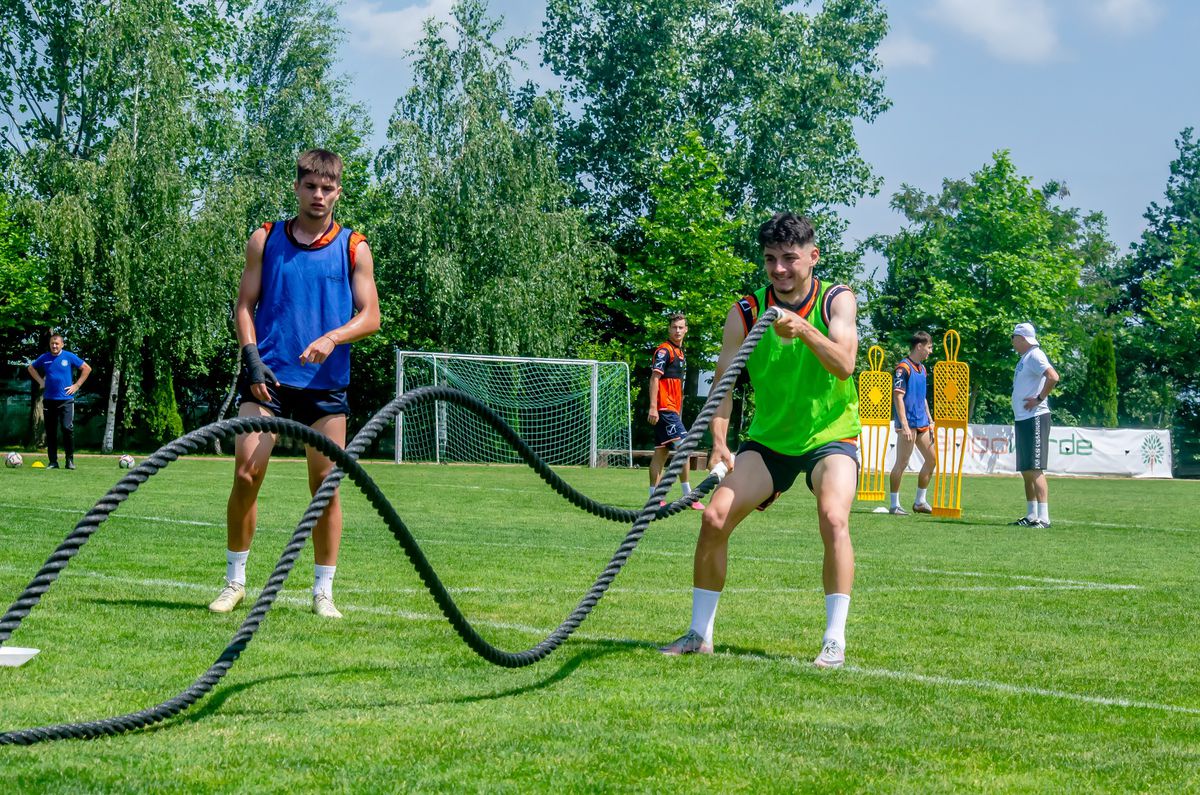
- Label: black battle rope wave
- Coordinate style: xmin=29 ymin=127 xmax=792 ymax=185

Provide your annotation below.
xmin=0 ymin=308 xmax=782 ymax=745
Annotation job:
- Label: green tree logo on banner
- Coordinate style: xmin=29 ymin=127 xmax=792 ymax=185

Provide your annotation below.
xmin=1140 ymin=435 xmax=1166 ymax=473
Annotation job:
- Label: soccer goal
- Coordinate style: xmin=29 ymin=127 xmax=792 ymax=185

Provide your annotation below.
xmin=395 ymin=351 xmax=633 ymax=467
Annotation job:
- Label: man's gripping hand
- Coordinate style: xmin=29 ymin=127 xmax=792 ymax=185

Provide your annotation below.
xmin=241 ymin=344 xmax=279 ymax=401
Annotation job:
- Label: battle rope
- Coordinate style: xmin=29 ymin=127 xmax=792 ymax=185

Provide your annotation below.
xmin=0 ymin=309 xmax=781 ymax=745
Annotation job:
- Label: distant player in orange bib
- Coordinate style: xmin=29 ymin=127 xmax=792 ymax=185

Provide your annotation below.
xmin=647 ymin=313 xmax=704 ymax=510
xmin=888 ymin=331 xmax=936 ymax=515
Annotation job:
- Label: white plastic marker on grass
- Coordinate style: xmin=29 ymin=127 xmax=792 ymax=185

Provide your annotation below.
xmin=872 ymin=506 xmax=890 ymax=513
xmin=0 ymin=648 xmax=39 ymax=667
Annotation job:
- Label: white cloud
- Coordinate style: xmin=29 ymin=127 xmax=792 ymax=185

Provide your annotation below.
xmin=878 ymin=31 xmax=935 ymax=69
xmin=929 ymin=0 xmax=1059 ymax=63
xmin=342 ymin=0 xmax=455 ymax=60
xmin=1086 ymin=0 xmax=1162 ymax=35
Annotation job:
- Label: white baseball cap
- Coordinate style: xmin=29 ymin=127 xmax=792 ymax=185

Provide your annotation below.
xmin=1012 ymin=322 xmax=1039 ymax=346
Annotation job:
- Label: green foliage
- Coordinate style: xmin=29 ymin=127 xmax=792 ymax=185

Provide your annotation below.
xmin=870 ymin=151 xmax=1084 ymax=422
xmin=374 ymin=0 xmax=609 ymax=359
xmin=138 ymin=365 xmax=185 ymax=445
xmin=632 ymin=129 xmax=755 ymax=363
xmin=0 ymin=193 xmax=51 ymax=330
xmin=1081 ymin=332 xmax=1118 ymax=428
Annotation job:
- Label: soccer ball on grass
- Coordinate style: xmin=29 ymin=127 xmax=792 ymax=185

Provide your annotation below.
xmin=5 ymin=452 xmax=23 ymax=468
xmin=118 ymin=454 xmax=136 ymax=469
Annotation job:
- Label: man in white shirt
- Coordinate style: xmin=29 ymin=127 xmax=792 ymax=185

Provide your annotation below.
xmin=1010 ymin=323 xmax=1060 ymax=528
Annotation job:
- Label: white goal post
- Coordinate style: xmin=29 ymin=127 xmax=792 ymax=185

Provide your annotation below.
xmin=395 ymin=351 xmax=633 ymax=467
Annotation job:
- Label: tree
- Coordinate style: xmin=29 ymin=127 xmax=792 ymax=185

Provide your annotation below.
xmin=0 ymin=193 xmax=49 ymax=331
xmin=374 ymin=0 xmax=609 ymax=361
xmin=632 ymin=130 xmax=755 ymax=362
xmin=869 ymin=151 xmax=1084 ymax=422
xmin=1080 ymin=331 xmax=1118 ymax=428
xmin=10 ymin=0 xmax=246 ymax=450
xmin=541 ymin=0 xmax=887 ymax=377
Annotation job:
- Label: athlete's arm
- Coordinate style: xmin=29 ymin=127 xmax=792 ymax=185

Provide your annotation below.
xmin=648 ymin=372 xmax=662 ymax=425
xmin=708 ymin=304 xmax=747 ymax=471
xmin=772 ymin=289 xmax=858 ymax=379
xmin=894 ymin=390 xmax=913 ymax=442
xmin=1024 ymin=364 xmax=1061 ymax=410
xmin=65 ymin=362 xmax=91 ymax=396
xmin=235 ymin=228 xmax=275 ymax=401
xmin=299 ymin=240 xmax=381 ymax=365
xmin=26 ymin=364 xmax=44 ymax=389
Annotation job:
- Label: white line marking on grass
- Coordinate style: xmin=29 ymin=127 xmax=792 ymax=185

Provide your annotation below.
xmin=910 ymin=567 xmax=1137 ymax=589
xmin=2 ymin=502 xmax=223 ymax=527
xmin=972 ymin=512 xmax=1197 ymax=535
xmin=4 ymin=566 xmax=1187 ymax=716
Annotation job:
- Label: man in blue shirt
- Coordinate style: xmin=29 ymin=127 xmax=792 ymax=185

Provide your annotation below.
xmin=27 ymin=334 xmax=92 ymax=470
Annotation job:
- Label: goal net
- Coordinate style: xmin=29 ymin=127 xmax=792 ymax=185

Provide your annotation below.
xmin=395 ymin=351 xmax=633 ymax=467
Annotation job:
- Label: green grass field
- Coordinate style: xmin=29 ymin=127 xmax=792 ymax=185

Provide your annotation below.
xmin=1 ymin=455 xmax=1198 ymax=792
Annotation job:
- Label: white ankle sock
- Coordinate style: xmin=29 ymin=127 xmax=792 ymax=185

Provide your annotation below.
xmin=823 ymin=593 xmax=851 ymax=647
xmin=689 ymin=587 xmax=721 ymax=643
xmin=313 ymin=564 xmax=336 ymax=597
xmin=915 ymin=487 xmax=927 ymax=505
xmin=681 ymin=481 xmax=693 ymax=496
xmin=1026 ymin=500 xmax=1038 ymax=520
xmin=888 ymin=492 xmax=900 ymax=509
xmin=226 ymin=549 xmax=248 ymax=585
xmin=1037 ymin=502 xmax=1050 ymax=523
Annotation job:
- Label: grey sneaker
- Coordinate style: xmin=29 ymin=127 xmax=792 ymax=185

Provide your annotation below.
xmin=912 ymin=502 xmax=933 ymax=514
xmin=312 ymin=592 xmax=343 ymax=619
xmin=208 ymin=579 xmax=245 ymax=613
xmin=813 ymin=639 xmax=845 ymax=669
xmin=659 ymin=629 xmax=713 ymax=656
xmin=887 ymin=505 xmax=909 ymax=516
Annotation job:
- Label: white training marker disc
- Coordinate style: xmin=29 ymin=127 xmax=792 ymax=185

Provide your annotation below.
xmin=872 ymin=506 xmax=890 ymax=513
xmin=0 ymin=647 xmax=40 ymax=667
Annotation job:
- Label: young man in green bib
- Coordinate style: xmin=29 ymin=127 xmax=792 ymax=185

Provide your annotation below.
xmin=661 ymin=212 xmax=861 ymax=668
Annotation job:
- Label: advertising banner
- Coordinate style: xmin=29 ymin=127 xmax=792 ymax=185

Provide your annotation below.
xmin=891 ymin=424 xmax=1172 ymax=479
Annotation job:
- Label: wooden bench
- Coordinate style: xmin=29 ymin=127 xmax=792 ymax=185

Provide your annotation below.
xmin=598 ymin=448 xmax=708 ymax=470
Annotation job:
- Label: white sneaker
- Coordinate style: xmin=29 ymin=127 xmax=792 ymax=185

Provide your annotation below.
xmin=312 ymin=592 xmax=343 ymax=619
xmin=659 ymin=628 xmax=713 ymax=656
xmin=813 ymin=639 xmax=845 ymax=669
xmin=208 ymin=579 xmax=245 ymax=613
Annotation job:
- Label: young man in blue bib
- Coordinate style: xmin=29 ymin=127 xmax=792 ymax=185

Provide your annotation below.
xmin=209 ymin=149 xmax=380 ymax=619
xmin=27 ymin=333 xmax=91 ymax=470
xmin=887 ymin=331 xmax=936 ymax=515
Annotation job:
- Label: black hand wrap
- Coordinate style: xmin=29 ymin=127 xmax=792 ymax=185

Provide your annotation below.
xmin=241 ymin=344 xmax=277 ymax=386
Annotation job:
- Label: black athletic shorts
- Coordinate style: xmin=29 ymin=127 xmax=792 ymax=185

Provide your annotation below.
xmin=237 ymin=375 xmax=349 ymax=427
xmin=738 ymin=438 xmax=861 ymax=510
xmin=1014 ymin=413 xmax=1050 ymax=472
xmin=654 ymin=411 xmax=687 ymax=448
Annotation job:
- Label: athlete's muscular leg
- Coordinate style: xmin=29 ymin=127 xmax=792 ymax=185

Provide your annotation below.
xmin=890 ymin=432 xmax=914 ymax=494
xmin=1022 ymin=469 xmax=1039 ymax=501
xmin=694 ymin=452 xmax=774 ymax=591
xmin=227 ymin=402 xmax=277 ymax=552
xmin=812 ymin=454 xmax=858 ymax=595
xmin=649 ymin=445 xmax=669 ymax=487
xmin=307 ymin=413 xmax=347 ymax=566
xmin=915 ymin=429 xmax=937 ymax=489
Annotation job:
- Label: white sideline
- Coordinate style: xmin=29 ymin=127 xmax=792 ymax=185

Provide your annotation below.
xmin=0 ymin=566 xmax=1190 ymax=717
xmin=1 ymin=504 xmax=1142 ymax=590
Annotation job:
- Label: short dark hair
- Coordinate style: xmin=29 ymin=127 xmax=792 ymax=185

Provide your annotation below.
xmin=49 ymin=332 xmax=64 ymax=342
xmin=667 ymin=312 xmax=687 ymax=325
xmin=758 ymin=212 xmax=815 ymax=249
xmin=296 ymin=148 xmax=343 ymax=184
xmin=910 ymin=331 xmax=932 ymax=348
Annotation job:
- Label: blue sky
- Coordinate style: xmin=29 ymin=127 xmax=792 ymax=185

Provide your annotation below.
xmin=335 ymin=0 xmax=1198 ymax=271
